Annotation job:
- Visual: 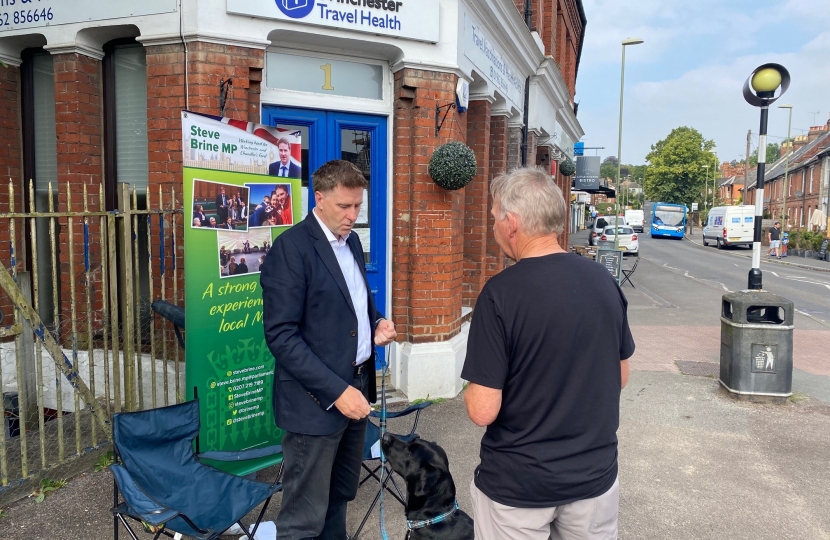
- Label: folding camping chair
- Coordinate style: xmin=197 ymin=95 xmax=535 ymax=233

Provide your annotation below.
xmin=621 ymin=256 xmax=639 ymax=288
xmin=111 ymin=400 xmax=282 ymax=540
xmin=351 ymin=401 xmax=432 ymax=539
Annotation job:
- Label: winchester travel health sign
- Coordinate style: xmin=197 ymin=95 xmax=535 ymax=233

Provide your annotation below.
xmin=182 ymin=111 xmax=301 ymax=470
xmin=227 ymin=0 xmax=439 ymax=43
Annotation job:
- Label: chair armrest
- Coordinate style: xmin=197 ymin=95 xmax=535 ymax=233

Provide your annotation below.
xmin=369 ymin=401 xmax=431 ymax=419
xmin=111 ymin=465 xmax=178 ymax=526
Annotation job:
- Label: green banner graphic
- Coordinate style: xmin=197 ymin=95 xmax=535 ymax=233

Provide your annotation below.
xmin=182 ymin=112 xmax=302 ymax=473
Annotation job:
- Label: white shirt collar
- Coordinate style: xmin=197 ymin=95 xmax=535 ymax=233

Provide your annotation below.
xmin=313 ymin=207 xmax=349 ymax=245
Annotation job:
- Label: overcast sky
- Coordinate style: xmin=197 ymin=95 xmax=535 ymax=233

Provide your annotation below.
xmin=574 ymin=0 xmax=830 ymax=167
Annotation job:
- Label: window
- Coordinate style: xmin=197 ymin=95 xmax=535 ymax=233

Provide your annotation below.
xmin=809 ymin=167 xmax=814 ymax=194
xmin=104 ymin=42 xmax=149 ymax=204
xmin=21 ymin=50 xmax=60 ymax=325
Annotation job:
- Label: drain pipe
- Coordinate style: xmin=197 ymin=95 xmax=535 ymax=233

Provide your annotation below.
xmin=521 ymin=0 xmax=532 ymax=166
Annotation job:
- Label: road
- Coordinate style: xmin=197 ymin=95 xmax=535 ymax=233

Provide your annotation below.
xmin=571 ymin=225 xmax=830 ymax=403
xmin=642 ymin=234 xmax=830 ymax=327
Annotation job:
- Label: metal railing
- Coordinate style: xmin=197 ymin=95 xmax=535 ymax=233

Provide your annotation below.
xmin=0 ymin=180 xmax=183 ymax=503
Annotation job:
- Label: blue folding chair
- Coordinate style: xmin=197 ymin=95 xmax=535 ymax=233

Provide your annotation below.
xmin=111 ymin=400 xmax=282 ymax=540
xmin=351 ymin=401 xmax=431 ymax=539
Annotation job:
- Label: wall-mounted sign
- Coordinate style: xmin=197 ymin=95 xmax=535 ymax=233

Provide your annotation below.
xmin=463 ymin=14 xmax=524 ymax=113
xmin=228 ymin=0 xmax=439 ymax=43
xmin=574 ymin=156 xmax=601 ymax=191
xmin=266 ymin=52 xmax=383 ymax=100
xmin=0 ymin=0 xmax=176 ymax=32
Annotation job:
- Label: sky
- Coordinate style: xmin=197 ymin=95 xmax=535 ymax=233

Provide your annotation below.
xmin=574 ymin=0 xmax=830 ymax=167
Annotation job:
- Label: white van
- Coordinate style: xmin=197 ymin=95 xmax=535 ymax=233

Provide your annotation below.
xmin=625 ymin=209 xmax=645 ymax=232
xmin=702 ymin=205 xmax=755 ymax=249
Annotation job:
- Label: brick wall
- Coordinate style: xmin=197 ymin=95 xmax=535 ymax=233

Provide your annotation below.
xmin=507 ymin=125 xmax=523 ymax=171
xmin=146 ymin=42 xmax=265 ymax=304
xmin=52 ymin=53 xmax=104 ymax=335
xmin=462 ymin=99 xmax=491 ymax=308
xmin=487 ymin=114 xmax=510 ymax=275
xmin=391 ymin=68 xmax=466 ymax=343
xmin=0 ymin=64 xmax=22 ymax=326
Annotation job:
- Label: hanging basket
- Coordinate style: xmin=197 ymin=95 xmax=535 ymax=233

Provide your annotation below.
xmin=559 ymin=159 xmax=576 ymax=177
xmin=429 ymin=142 xmax=477 ymax=191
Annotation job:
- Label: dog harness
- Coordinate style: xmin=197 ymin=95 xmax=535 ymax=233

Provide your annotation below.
xmin=405 ymin=500 xmax=460 ymax=534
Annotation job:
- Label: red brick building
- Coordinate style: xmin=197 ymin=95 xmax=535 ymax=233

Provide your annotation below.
xmin=0 ymin=0 xmax=587 ymax=399
xmin=745 ymin=121 xmax=830 ymax=232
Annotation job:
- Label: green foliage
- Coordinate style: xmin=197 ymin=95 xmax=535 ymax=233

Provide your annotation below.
xmin=31 ymin=478 xmax=67 ymax=503
xmin=94 ymin=451 xmax=115 ymax=472
xmin=429 ymin=142 xmax=477 ymax=190
xmin=0 ymin=509 xmax=6 ymax=519
xmin=748 ymin=143 xmax=780 ymax=167
xmin=410 ymin=395 xmax=446 ymax=405
xmin=559 ymin=159 xmax=575 ymax=176
xmin=644 ymin=127 xmax=717 ymax=206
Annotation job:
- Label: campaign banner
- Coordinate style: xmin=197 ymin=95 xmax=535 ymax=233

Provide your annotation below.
xmin=182 ymin=111 xmax=301 ymax=469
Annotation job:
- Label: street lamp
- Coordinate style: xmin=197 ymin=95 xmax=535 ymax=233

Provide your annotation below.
xmin=778 ymin=104 xmax=793 ymax=230
xmin=743 ymin=63 xmax=790 ymax=290
xmin=701 ymin=164 xmax=710 ymax=208
xmin=615 ymin=37 xmax=644 ymax=248
xmin=711 ymin=153 xmax=717 ymax=209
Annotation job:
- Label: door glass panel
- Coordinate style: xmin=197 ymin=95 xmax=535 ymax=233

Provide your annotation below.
xmin=274 ymin=124 xmax=310 ymax=219
xmin=341 ymin=128 xmax=371 ymax=264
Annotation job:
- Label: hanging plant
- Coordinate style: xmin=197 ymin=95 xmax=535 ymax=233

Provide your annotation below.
xmin=559 ymin=159 xmax=576 ymax=177
xmin=429 ymin=142 xmax=477 ymax=191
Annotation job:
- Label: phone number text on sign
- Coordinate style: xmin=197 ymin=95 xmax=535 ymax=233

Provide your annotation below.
xmin=0 ymin=0 xmax=177 ymax=32
xmin=0 ymin=6 xmax=53 ymax=28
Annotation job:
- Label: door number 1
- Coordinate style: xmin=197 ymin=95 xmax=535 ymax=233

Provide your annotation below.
xmin=320 ymin=63 xmax=334 ymax=91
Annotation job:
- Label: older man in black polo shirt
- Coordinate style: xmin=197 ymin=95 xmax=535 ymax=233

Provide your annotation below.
xmin=462 ymin=168 xmax=634 ymax=540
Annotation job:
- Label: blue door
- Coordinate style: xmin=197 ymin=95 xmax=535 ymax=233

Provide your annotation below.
xmin=262 ymin=106 xmax=389 ymax=367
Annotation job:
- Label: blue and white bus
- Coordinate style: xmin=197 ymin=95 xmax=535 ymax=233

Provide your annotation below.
xmin=650 ymin=203 xmax=687 ymax=239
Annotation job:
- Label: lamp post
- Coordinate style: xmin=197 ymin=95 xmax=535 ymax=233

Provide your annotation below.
xmin=615 ymin=37 xmax=644 ymax=248
xmin=743 ymin=64 xmax=790 ymax=290
xmin=778 ymin=104 xmax=793 ymax=230
xmin=701 ymin=164 xmax=710 ymax=208
xmin=712 ymin=153 xmax=718 ymax=209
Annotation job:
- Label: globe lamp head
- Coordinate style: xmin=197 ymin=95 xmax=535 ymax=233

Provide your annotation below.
xmin=751 ymin=68 xmax=782 ymax=93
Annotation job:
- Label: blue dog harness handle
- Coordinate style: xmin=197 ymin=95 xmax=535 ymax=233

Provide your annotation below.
xmin=405 ymin=499 xmax=460 ymax=531
xmin=378 ymin=345 xmax=391 ymax=540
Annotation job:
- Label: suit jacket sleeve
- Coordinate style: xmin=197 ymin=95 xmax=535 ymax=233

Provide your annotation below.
xmin=261 ymin=234 xmax=350 ymax=409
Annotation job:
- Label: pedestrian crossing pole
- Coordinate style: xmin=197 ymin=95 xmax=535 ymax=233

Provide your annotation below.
xmin=742 ymin=63 xmax=790 ymax=290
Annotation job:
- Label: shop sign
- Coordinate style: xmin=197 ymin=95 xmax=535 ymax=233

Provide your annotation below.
xmin=463 ymin=14 xmax=524 ymax=113
xmin=182 ymin=111 xmax=303 ymax=467
xmin=574 ymin=156 xmax=601 ymax=191
xmin=0 ymin=0 xmax=176 ymax=32
xmin=228 ymin=0 xmax=439 ymax=43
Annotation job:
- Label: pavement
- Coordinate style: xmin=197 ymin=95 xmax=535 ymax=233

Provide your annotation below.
xmin=684 ymin=231 xmax=830 ymax=274
xmin=2 ymin=229 xmax=829 ymax=539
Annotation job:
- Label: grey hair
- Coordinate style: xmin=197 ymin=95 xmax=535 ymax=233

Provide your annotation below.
xmin=490 ymin=167 xmax=567 ymax=236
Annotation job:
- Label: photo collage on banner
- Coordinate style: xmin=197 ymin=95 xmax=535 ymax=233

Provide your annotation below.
xmin=182 ymin=111 xmax=302 ymax=471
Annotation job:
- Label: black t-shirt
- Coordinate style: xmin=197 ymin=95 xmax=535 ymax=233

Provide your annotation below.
xmin=770 ymin=227 xmax=781 ymax=241
xmin=461 ymin=253 xmax=635 ymax=508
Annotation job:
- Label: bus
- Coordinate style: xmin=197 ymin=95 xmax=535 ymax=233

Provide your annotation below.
xmin=650 ymin=203 xmax=687 ymax=239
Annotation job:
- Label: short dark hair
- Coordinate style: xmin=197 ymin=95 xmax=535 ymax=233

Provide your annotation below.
xmin=312 ymin=160 xmax=368 ymax=193
xmin=277 ymin=138 xmax=291 ymax=148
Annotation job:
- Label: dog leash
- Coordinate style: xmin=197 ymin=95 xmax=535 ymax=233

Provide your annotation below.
xmin=377 ymin=344 xmax=391 ymax=540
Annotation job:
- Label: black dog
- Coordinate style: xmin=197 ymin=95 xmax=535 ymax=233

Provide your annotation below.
xmin=381 ymin=433 xmax=474 ymax=539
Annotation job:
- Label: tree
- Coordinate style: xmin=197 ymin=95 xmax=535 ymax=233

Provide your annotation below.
xmin=643 ymin=127 xmax=717 ymax=205
xmin=748 ymin=142 xmax=780 ymax=167
xmin=599 ymin=156 xmax=630 ymax=183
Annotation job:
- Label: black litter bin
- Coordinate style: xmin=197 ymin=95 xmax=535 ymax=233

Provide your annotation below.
xmin=720 ymin=291 xmax=794 ymax=399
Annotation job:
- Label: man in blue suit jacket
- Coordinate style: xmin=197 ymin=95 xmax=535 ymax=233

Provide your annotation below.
xmin=261 ymin=160 xmax=396 ymax=540
xmin=268 ymin=138 xmax=302 ymax=178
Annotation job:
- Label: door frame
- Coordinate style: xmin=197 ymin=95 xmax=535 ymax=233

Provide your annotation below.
xmin=261 ymin=105 xmax=393 ymax=361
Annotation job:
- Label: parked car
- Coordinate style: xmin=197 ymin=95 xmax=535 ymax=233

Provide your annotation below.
xmin=601 ymin=226 xmax=639 ymax=255
xmin=703 ymin=205 xmax=755 ymax=249
xmin=625 ymin=209 xmax=645 ymax=233
xmin=589 ymin=216 xmax=627 ymax=246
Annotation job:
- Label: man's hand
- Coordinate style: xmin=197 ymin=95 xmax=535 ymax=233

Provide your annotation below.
xmin=334 ymin=386 xmax=371 ymax=420
xmin=374 ymin=319 xmax=397 ymax=346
